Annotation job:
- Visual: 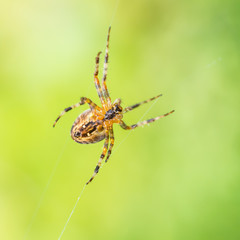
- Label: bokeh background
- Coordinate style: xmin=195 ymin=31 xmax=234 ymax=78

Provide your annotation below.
xmin=0 ymin=0 xmax=239 ymax=239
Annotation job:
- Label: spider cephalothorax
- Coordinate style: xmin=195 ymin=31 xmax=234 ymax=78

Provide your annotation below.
xmin=53 ymin=27 xmax=174 ymax=184
xmin=104 ymin=99 xmax=123 ymax=120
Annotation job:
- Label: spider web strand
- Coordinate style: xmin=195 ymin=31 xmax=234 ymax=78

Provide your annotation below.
xmin=58 ymin=185 xmax=86 ymax=240
xmin=23 ymin=137 xmax=69 ymax=240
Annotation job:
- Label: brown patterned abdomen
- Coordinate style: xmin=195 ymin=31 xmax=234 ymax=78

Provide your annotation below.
xmin=71 ymin=109 xmax=105 ymax=144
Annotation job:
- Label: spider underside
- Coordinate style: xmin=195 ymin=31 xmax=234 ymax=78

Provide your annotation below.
xmin=53 ymin=27 xmax=174 ymax=185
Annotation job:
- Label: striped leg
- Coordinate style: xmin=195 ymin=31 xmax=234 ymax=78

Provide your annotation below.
xmin=102 ymin=26 xmax=112 ymax=105
xmin=86 ymin=130 xmax=109 ymax=185
xmin=94 ymin=51 xmax=105 ymax=105
xmin=105 ymin=128 xmax=114 ymax=162
xmin=53 ymin=97 xmax=100 ymax=127
xmin=123 ymin=94 xmax=162 ymax=113
xmin=119 ymin=110 xmax=175 ymax=130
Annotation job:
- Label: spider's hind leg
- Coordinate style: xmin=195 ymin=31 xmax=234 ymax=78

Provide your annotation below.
xmin=86 ymin=130 xmax=109 ymax=185
xmin=119 ymin=110 xmax=175 ymax=130
xmin=105 ymin=128 xmax=114 ymax=163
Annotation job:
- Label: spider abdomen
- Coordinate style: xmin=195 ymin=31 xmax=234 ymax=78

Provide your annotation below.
xmin=71 ymin=109 xmax=105 ymax=144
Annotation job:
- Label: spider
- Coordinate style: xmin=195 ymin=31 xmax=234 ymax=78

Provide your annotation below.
xmin=53 ymin=27 xmax=174 ymax=185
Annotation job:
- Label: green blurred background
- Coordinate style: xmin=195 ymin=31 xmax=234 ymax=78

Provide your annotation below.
xmin=0 ymin=0 xmax=239 ymax=239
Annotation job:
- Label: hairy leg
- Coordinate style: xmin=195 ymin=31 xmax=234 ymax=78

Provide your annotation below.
xmin=94 ymin=51 xmax=105 ymax=106
xmin=123 ymin=94 xmax=162 ymax=113
xmin=120 ymin=110 xmax=175 ymax=130
xmin=102 ymin=27 xmax=112 ymax=105
xmin=53 ymin=97 xmax=100 ymax=127
xmin=86 ymin=130 xmax=109 ymax=184
xmin=105 ymin=128 xmax=114 ymax=162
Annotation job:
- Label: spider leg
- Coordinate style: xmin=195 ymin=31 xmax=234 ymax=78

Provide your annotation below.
xmin=53 ymin=97 xmax=100 ymax=127
xmin=102 ymin=26 xmax=112 ymax=105
xmin=123 ymin=94 xmax=162 ymax=113
xmin=105 ymin=127 xmax=114 ymax=162
xmin=86 ymin=130 xmax=109 ymax=185
xmin=120 ymin=110 xmax=175 ymax=130
xmin=94 ymin=51 xmax=106 ymax=105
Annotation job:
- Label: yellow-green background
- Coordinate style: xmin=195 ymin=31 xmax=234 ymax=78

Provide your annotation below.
xmin=0 ymin=0 xmax=239 ymax=239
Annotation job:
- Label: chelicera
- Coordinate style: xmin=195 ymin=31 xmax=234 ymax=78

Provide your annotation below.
xmin=53 ymin=27 xmax=174 ymax=184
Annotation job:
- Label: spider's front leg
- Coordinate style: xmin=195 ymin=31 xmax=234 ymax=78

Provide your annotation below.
xmin=102 ymin=26 xmax=112 ymax=105
xmin=53 ymin=97 xmax=100 ymax=127
xmin=123 ymin=94 xmax=162 ymax=113
xmin=86 ymin=130 xmax=109 ymax=185
xmin=119 ymin=110 xmax=175 ymax=130
xmin=94 ymin=51 xmax=105 ymax=106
